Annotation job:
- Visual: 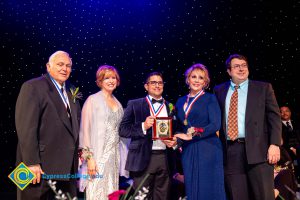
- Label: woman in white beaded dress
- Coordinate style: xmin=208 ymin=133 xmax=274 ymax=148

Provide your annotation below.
xmin=78 ymin=65 xmax=124 ymax=199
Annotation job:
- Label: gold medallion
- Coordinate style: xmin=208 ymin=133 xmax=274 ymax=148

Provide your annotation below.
xmin=183 ymin=119 xmax=188 ymax=126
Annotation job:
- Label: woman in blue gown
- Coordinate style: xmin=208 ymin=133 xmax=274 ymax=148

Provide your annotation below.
xmin=175 ymin=64 xmax=226 ymax=200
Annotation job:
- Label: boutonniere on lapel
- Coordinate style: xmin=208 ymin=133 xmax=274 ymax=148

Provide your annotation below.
xmin=70 ymin=87 xmax=83 ymax=103
xmin=168 ymin=103 xmax=175 ymax=115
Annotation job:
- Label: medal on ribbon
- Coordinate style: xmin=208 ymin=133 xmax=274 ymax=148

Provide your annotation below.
xmin=183 ymin=119 xmax=188 ymax=126
xmin=145 ymin=96 xmax=173 ymax=140
xmin=183 ymin=90 xmax=205 ymax=126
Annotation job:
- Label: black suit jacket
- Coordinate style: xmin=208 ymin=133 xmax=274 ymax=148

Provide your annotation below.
xmin=15 ymin=74 xmax=81 ymax=179
xmin=214 ymin=80 xmax=281 ymax=164
xmin=282 ymin=120 xmax=300 ymax=160
xmin=119 ymin=97 xmax=174 ymax=172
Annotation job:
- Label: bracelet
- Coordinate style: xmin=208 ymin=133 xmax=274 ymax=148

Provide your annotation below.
xmin=80 ymin=147 xmax=93 ymax=161
xmin=187 ymin=127 xmax=204 ymax=137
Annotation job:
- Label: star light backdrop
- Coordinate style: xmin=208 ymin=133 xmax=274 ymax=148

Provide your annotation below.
xmin=0 ymin=0 xmax=299 ymax=197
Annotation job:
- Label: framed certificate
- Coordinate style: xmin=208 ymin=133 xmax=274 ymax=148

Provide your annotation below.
xmin=152 ymin=117 xmax=173 ymax=140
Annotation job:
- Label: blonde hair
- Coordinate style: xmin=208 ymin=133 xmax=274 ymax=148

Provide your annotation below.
xmin=184 ymin=63 xmax=210 ymax=89
xmin=96 ymin=65 xmax=120 ymax=88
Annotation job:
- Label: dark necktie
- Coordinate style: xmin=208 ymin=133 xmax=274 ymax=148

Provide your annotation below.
xmin=61 ymin=87 xmax=71 ymax=118
xmin=286 ymin=121 xmax=293 ymax=132
xmin=227 ymin=85 xmax=239 ymax=141
xmin=152 ymin=98 xmax=163 ymax=104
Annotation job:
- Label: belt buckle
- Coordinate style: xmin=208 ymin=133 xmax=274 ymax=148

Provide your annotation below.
xmin=237 ymin=138 xmax=245 ymax=143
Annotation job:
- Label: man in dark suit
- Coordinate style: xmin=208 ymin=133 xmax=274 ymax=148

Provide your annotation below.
xmin=15 ymin=51 xmax=81 ymax=200
xmin=214 ymin=54 xmax=281 ymax=200
xmin=280 ymin=106 xmax=300 ymax=181
xmin=119 ymin=72 xmax=176 ymax=200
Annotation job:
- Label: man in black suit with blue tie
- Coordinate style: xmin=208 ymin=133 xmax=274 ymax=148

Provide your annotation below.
xmin=15 ymin=51 xmax=81 ymax=200
xmin=119 ymin=72 xmax=176 ymax=200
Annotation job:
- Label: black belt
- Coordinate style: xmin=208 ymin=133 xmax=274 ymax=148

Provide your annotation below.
xmin=152 ymin=150 xmax=166 ymax=154
xmin=227 ymin=138 xmax=245 ymax=144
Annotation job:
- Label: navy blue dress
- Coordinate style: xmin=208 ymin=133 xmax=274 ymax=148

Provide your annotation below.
xmin=176 ymin=92 xmax=226 ymax=200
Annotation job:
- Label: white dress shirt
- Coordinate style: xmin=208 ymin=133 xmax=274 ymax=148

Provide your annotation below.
xmin=142 ymin=95 xmax=167 ymax=150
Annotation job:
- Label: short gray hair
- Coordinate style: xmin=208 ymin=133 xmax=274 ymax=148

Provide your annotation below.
xmin=48 ymin=50 xmax=72 ymax=65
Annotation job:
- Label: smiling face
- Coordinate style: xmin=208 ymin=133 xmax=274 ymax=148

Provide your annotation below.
xmin=100 ymin=71 xmax=118 ymax=93
xmin=144 ymin=75 xmax=164 ymax=99
xmin=280 ymin=106 xmax=291 ymax=121
xmin=46 ymin=51 xmax=72 ymax=85
xmin=227 ymin=58 xmax=249 ymax=85
xmin=95 ymin=65 xmax=120 ymax=93
xmin=187 ymin=69 xmax=206 ymax=94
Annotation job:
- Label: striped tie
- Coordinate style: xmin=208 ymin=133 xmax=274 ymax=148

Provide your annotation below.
xmin=286 ymin=121 xmax=293 ymax=132
xmin=227 ymin=85 xmax=239 ymax=141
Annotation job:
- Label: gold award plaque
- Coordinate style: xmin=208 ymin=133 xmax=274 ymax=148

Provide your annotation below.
xmin=152 ymin=117 xmax=173 ymax=140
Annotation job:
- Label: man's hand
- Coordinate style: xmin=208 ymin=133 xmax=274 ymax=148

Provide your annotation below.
xmin=143 ymin=116 xmax=155 ymax=130
xmin=290 ymin=147 xmax=297 ymax=155
xmin=274 ymin=189 xmax=280 ymax=198
xmin=173 ymin=172 xmax=184 ymax=183
xmin=28 ymin=164 xmax=44 ymax=184
xmin=162 ymin=137 xmax=177 ymax=147
xmin=267 ymin=144 xmax=280 ymax=164
xmin=87 ymin=157 xmax=98 ymax=178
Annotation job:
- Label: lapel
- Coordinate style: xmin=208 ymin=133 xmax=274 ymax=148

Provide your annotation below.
xmin=290 ymin=120 xmax=296 ymax=130
xmin=142 ymin=98 xmax=151 ymax=119
xmin=220 ymin=82 xmax=230 ymax=131
xmin=220 ymin=82 xmax=230 ymax=111
xmin=141 ymin=98 xmax=153 ymax=138
xmin=66 ymin=83 xmax=79 ymax=141
xmin=44 ymin=74 xmax=73 ymax=135
xmin=165 ymin=101 xmax=171 ymax=117
xmin=245 ymin=80 xmax=257 ymax=125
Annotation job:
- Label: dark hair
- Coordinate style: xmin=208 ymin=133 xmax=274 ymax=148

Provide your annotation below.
xmin=225 ymin=54 xmax=248 ymax=69
xmin=145 ymin=72 xmax=163 ymax=84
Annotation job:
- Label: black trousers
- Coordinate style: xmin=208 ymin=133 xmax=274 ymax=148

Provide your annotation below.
xmin=130 ymin=150 xmax=170 ymax=200
xmin=17 ymin=179 xmax=77 ymax=200
xmin=225 ymin=140 xmax=275 ymax=200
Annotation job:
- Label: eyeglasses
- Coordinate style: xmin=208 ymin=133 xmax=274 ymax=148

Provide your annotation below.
xmin=231 ymin=63 xmax=248 ymax=70
xmin=147 ymin=81 xmax=164 ymax=86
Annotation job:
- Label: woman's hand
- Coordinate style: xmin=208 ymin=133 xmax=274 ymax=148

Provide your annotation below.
xmin=87 ymin=158 xmax=98 ymax=177
xmin=174 ymin=133 xmax=192 ymax=141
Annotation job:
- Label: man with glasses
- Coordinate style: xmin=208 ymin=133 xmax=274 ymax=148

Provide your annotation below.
xmin=119 ymin=72 xmax=176 ymax=200
xmin=214 ymin=54 xmax=281 ymax=200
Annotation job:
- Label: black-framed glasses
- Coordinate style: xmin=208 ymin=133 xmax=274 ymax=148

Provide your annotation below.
xmin=231 ymin=63 xmax=248 ymax=70
xmin=147 ymin=81 xmax=164 ymax=86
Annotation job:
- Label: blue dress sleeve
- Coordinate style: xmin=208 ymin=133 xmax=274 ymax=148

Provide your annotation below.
xmin=192 ymin=94 xmax=221 ymax=140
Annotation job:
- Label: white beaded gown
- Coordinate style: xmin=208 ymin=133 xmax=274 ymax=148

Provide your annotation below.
xmin=78 ymin=91 xmax=124 ymax=200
